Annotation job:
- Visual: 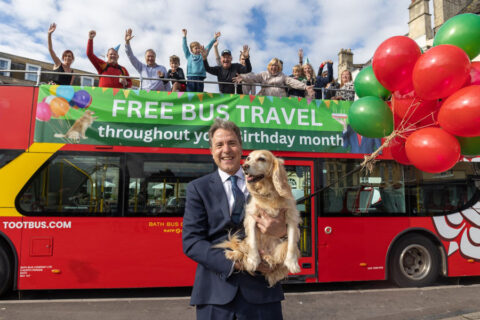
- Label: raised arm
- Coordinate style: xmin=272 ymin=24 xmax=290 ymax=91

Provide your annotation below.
xmin=205 ymin=31 xmax=221 ymax=54
xmin=47 ymin=23 xmax=62 ymax=68
xmin=86 ymin=30 xmax=105 ymax=74
xmin=213 ymin=40 xmax=221 ymax=66
xmin=124 ymin=28 xmax=144 ymax=73
xmin=182 ymin=29 xmax=190 ymax=59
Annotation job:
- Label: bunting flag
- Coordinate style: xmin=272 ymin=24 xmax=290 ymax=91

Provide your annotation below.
xmin=197 ymin=93 xmax=204 ymax=102
xmin=297 ymin=97 xmax=302 ymax=102
xmin=239 ymin=94 xmax=245 ymax=99
xmin=177 ymin=92 xmax=185 ymax=99
xmin=249 ymin=95 xmax=255 ymax=103
xmin=133 ymin=89 xmax=141 ymax=96
xmin=207 ymin=93 xmax=214 ymax=98
xmin=102 ymin=87 xmax=109 ymax=93
xmin=315 ymin=100 xmax=322 ymax=108
xmin=267 ymin=96 xmax=274 ymax=103
xmin=187 ymin=93 xmax=195 ymax=101
xmin=258 ymin=96 xmax=265 ymax=105
xmin=112 ymin=88 xmax=120 ymax=96
xmin=324 ymin=100 xmax=331 ymax=108
xmin=307 ymin=98 xmax=312 ymax=105
xmin=124 ymin=90 xmax=130 ymax=99
xmin=167 ymin=91 xmax=173 ymax=95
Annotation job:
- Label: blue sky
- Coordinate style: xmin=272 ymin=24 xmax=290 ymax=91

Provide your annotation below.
xmin=0 ymin=0 xmax=410 ymax=92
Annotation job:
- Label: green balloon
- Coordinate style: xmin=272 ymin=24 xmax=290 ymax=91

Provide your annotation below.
xmin=433 ymin=13 xmax=480 ymax=60
xmin=348 ymin=96 xmax=394 ymax=138
xmin=457 ymin=136 xmax=480 ymax=156
xmin=354 ymin=66 xmax=391 ymax=100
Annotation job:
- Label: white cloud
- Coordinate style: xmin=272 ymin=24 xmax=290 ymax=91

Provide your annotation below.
xmin=0 ymin=0 xmax=410 ymax=88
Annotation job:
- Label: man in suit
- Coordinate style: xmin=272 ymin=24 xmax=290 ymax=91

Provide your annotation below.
xmin=182 ymin=118 xmax=287 ymax=319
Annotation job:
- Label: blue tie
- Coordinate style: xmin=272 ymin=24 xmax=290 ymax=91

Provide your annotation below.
xmin=230 ymin=175 xmax=245 ymax=225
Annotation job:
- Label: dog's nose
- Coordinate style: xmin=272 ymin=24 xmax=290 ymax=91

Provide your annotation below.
xmin=242 ymin=163 xmax=249 ymax=170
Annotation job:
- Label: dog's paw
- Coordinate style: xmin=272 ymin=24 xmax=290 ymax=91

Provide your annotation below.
xmin=284 ymin=258 xmax=301 ymax=274
xmin=244 ymin=253 xmax=261 ymax=272
xmin=225 ymin=249 xmax=243 ymax=261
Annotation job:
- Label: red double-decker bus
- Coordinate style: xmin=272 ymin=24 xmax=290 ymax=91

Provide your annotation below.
xmin=0 ymin=83 xmax=479 ymax=296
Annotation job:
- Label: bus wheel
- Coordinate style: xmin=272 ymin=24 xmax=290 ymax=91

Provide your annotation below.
xmin=390 ymin=235 xmax=440 ymax=287
xmin=0 ymin=246 xmax=12 ymax=295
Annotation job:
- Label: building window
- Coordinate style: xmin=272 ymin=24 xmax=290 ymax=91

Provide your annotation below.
xmin=81 ymin=76 xmax=94 ymax=87
xmin=0 ymin=58 xmax=11 ymax=77
xmin=25 ymin=63 xmax=41 ymax=82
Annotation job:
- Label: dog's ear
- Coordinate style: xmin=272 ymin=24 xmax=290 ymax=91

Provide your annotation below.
xmin=272 ymin=157 xmax=292 ymax=198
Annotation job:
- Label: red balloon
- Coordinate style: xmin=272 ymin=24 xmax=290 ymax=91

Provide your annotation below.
xmin=390 ymin=136 xmax=411 ymax=165
xmin=405 ymin=127 xmax=460 ymax=173
xmin=469 ymin=61 xmax=480 ymax=85
xmin=372 ymin=36 xmax=421 ymax=93
xmin=438 ymin=85 xmax=480 ymax=137
xmin=391 ymin=90 xmax=439 ymax=125
xmin=412 ymin=45 xmax=471 ymax=100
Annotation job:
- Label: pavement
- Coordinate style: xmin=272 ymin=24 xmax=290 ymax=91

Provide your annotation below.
xmin=442 ymin=313 xmax=480 ymax=320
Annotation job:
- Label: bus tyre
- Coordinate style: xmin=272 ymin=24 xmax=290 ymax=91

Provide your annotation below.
xmin=0 ymin=246 xmax=12 ymax=295
xmin=390 ymin=235 xmax=440 ymax=287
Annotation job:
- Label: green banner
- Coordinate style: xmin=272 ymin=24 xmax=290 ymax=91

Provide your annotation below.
xmin=34 ymin=85 xmax=353 ymax=153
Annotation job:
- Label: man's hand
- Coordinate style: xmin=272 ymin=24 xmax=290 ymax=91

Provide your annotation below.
xmin=125 ymin=28 xmax=134 ymax=43
xmin=214 ymin=31 xmax=221 ymax=39
xmin=254 ymin=207 xmax=287 ymax=237
xmin=89 ymin=30 xmax=96 ymax=40
xmin=157 ymin=70 xmax=164 ymax=78
xmin=48 ymin=23 xmax=56 ymax=35
xmin=241 ymin=45 xmax=250 ymax=59
xmin=119 ymin=77 xmax=127 ymax=87
xmin=182 ymin=29 xmax=187 ymax=37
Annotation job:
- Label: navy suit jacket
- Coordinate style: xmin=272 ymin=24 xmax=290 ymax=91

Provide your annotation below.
xmin=182 ymin=170 xmax=284 ymax=306
xmin=343 ymin=125 xmax=382 ymax=154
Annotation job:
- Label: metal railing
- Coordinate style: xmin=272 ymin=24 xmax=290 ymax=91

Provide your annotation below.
xmin=0 ymin=68 xmax=355 ymax=100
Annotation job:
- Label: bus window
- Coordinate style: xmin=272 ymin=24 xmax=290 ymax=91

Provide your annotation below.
xmin=405 ymin=162 xmax=480 ymax=216
xmin=126 ymin=154 xmax=214 ymax=217
xmin=321 ymin=159 xmax=406 ymax=217
xmin=0 ymin=150 xmax=23 ymax=169
xmin=285 ymin=165 xmax=312 ymax=257
xmin=17 ymin=153 xmax=121 ymax=216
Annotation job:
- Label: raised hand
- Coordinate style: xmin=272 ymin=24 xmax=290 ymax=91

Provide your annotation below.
xmin=242 ymin=45 xmax=250 ymax=59
xmin=125 ymin=28 xmax=134 ymax=43
xmin=214 ymin=31 xmax=221 ymax=39
xmin=199 ymin=45 xmax=208 ymax=60
xmin=298 ymin=48 xmax=303 ymax=59
xmin=48 ymin=23 xmax=56 ymax=35
xmin=157 ymin=70 xmax=164 ymax=78
xmin=89 ymin=30 xmax=96 ymax=40
xmin=182 ymin=29 xmax=187 ymax=37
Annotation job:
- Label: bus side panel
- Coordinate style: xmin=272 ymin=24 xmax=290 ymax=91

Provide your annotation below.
xmin=424 ymin=210 xmax=480 ymax=278
xmin=0 ymin=86 xmax=36 ymax=149
xmin=17 ymin=217 xmax=196 ymax=290
xmin=316 ymin=217 xmax=411 ymax=282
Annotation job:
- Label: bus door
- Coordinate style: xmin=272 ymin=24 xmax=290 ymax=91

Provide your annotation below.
xmin=284 ymin=160 xmax=316 ymax=281
xmin=316 ymin=159 xmax=407 ymax=282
